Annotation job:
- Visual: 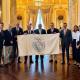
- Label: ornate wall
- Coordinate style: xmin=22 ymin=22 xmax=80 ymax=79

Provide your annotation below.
xmin=1 ymin=0 xmax=79 ymax=30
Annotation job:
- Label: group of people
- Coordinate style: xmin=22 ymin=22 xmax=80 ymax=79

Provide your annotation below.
xmin=0 ymin=22 xmax=80 ymax=68
xmin=72 ymin=25 xmax=80 ymax=68
xmin=60 ymin=23 xmax=80 ymax=68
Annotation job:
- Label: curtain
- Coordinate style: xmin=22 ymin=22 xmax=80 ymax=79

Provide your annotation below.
xmin=41 ymin=7 xmax=53 ymax=30
xmin=28 ymin=8 xmax=38 ymax=29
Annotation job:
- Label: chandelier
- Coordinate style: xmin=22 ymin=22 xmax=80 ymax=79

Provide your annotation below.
xmin=35 ymin=0 xmax=43 ymax=6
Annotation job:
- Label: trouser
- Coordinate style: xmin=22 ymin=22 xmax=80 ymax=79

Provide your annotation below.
xmin=13 ymin=43 xmax=18 ymax=58
xmin=35 ymin=55 xmax=44 ymax=62
xmin=62 ymin=44 xmax=69 ymax=63
xmin=50 ymin=54 xmax=57 ymax=61
xmin=0 ymin=47 xmax=3 ymax=63
xmin=72 ymin=39 xmax=77 ymax=61
xmin=25 ymin=56 xmax=33 ymax=62
xmin=76 ymin=48 xmax=80 ymax=63
xmin=3 ymin=46 xmax=13 ymax=64
xmin=13 ymin=43 xmax=20 ymax=61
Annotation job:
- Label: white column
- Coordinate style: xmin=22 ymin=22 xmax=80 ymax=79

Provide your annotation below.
xmin=68 ymin=0 xmax=73 ymax=29
xmin=78 ymin=0 xmax=80 ymax=25
xmin=2 ymin=0 xmax=10 ymax=30
xmin=72 ymin=0 xmax=78 ymax=26
xmin=10 ymin=0 xmax=17 ymax=27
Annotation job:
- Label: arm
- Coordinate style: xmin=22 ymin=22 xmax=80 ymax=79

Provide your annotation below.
xmin=76 ymin=41 xmax=80 ymax=49
xmin=69 ymin=30 xmax=72 ymax=44
xmin=59 ymin=30 xmax=62 ymax=39
xmin=57 ymin=29 xmax=59 ymax=33
xmin=47 ymin=29 xmax=50 ymax=34
xmin=20 ymin=28 xmax=23 ymax=34
xmin=44 ymin=30 xmax=46 ymax=34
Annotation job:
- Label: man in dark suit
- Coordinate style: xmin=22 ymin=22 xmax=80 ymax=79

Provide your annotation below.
xmin=4 ymin=26 xmax=14 ymax=63
xmin=60 ymin=23 xmax=72 ymax=64
xmin=34 ymin=24 xmax=46 ymax=63
xmin=47 ymin=23 xmax=59 ymax=63
xmin=24 ymin=24 xmax=33 ymax=64
xmin=4 ymin=26 xmax=14 ymax=61
xmin=4 ymin=26 xmax=13 ymax=46
xmin=12 ymin=23 xmax=23 ymax=63
xmin=0 ymin=22 xmax=5 ymax=64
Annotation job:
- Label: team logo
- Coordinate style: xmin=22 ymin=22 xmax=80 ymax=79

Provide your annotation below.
xmin=32 ymin=37 xmax=45 ymax=53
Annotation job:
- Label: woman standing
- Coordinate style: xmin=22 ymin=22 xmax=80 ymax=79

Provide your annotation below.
xmin=76 ymin=26 xmax=80 ymax=68
xmin=72 ymin=25 xmax=79 ymax=64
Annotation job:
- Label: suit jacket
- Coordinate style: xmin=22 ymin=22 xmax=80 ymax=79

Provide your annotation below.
xmin=60 ymin=29 xmax=72 ymax=46
xmin=12 ymin=27 xmax=23 ymax=44
xmin=24 ymin=30 xmax=34 ymax=34
xmin=47 ymin=28 xmax=59 ymax=34
xmin=0 ymin=30 xmax=4 ymax=47
xmin=4 ymin=30 xmax=13 ymax=46
xmin=34 ymin=29 xmax=46 ymax=34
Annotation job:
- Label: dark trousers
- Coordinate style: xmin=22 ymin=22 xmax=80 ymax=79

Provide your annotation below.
xmin=13 ymin=43 xmax=20 ymax=61
xmin=13 ymin=43 xmax=17 ymax=58
xmin=72 ymin=39 xmax=77 ymax=61
xmin=0 ymin=47 xmax=3 ymax=63
xmin=62 ymin=44 xmax=69 ymax=63
xmin=76 ymin=48 xmax=80 ymax=63
xmin=25 ymin=56 xmax=33 ymax=62
xmin=35 ymin=55 xmax=44 ymax=62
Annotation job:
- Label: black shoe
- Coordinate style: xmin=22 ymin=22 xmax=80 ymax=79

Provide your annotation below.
xmin=35 ymin=60 xmax=38 ymax=63
xmin=67 ymin=62 xmax=70 ymax=65
xmin=18 ymin=60 xmax=21 ymax=63
xmin=24 ymin=61 xmax=27 ymax=64
xmin=61 ymin=61 xmax=65 ymax=64
xmin=54 ymin=60 xmax=57 ymax=63
xmin=30 ymin=60 xmax=33 ymax=63
xmin=49 ymin=60 xmax=53 ymax=63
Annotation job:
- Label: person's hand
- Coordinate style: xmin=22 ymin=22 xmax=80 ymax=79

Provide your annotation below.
xmin=70 ymin=43 xmax=72 ymax=47
xmin=3 ymin=40 xmax=5 ymax=45
xmin=24 ymin=33 xmax=27 ymax=35
xmin=76 ymin=45 xmax=80 ymax=49
xmin=54 ymin=32 xmax=57 ymax=34
xmin=10 ymin=41 xmax=13 ymax=44
xmin=14 ymin=36 xmax=17 ymax=38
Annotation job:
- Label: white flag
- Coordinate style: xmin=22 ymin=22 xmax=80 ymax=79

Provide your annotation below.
xmin=17 ymin=34 xmax=60 ymax=57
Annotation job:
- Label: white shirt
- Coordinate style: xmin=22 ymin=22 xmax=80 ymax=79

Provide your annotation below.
xmin=63 ymin=28 xmax=67 ymax=35
xmin=51 ymin=28 xmax=54 ymax=33
xmin=16 ymin=27 xmax=19 ymax=31
xmin=72 ymin=31 xmax=80 ymax=42
xmin=77 ymin=31 xmax=80 ymax=41
xmin=39 ymin=29 xmax=42 ymax=34
xmin=8 ymin=29 xmax=12 ymax=36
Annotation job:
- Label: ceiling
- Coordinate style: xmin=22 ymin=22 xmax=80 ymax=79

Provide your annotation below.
xmin=16 ymin=0 xmax=68 ymax=7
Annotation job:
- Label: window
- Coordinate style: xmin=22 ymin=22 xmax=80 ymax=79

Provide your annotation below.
xmin=35 ymin=9 xmax=45 ymax=29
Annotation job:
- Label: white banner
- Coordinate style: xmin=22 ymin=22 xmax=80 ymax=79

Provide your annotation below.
xmin=17 ymin=34 xmax=60 ymax=57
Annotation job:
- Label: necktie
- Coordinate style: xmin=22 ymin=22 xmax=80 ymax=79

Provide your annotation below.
xmin=9 ymin=30 xmax=12 ymax=36
xmin=64 ymin=29 xmax=67 ymax=36
xmin=16 ymin=28 xmax=19 ymax=35
xmin=51 ymin=29 xmax=53 ymax=33
xmin=39 ymin=29 xmax=41 ymax=34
